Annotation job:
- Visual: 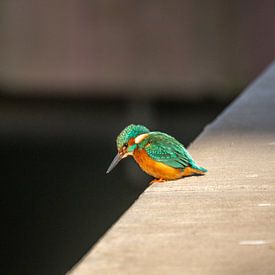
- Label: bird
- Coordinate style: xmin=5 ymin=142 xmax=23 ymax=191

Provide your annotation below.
xmin=106 ymin=124 xmax=207 ymax=183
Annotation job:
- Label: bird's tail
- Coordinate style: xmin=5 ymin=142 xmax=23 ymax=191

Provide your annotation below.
xmin=190 ymin=163 xmax=208 ymax=174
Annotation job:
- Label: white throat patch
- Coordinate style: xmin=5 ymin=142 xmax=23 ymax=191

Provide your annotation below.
xmin=122 ymin=152 xmax=133 ymax=158
xmin=134 ymin=133 xmax=149 ymax=144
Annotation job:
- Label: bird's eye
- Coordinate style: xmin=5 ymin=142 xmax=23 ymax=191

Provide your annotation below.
xmin=123 ymin=143 xmax=128 ymax=149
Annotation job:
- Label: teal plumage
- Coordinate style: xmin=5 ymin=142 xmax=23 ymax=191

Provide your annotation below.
xmin=138 ymin=132 xmax=207 ymax=173
xmin=107 ymin=124 xmax=207 ymax=182
xmin=116 ymin=124 xmax=149 ymax=149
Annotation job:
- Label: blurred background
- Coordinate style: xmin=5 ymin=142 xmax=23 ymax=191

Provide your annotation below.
xmin=1 ymin=1 xmax=274 ymax=274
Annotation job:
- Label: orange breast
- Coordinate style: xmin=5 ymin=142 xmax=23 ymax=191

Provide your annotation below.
xmin=133 ymin=149 xmax=184 ymax=180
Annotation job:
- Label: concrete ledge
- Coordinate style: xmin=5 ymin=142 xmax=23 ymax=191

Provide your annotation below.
xmin=68 ymin=62 xmax=275 ymax=275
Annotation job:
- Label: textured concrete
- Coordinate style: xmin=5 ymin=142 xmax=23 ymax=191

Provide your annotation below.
xmin=68 ymin=62 xmax=275 ymax=274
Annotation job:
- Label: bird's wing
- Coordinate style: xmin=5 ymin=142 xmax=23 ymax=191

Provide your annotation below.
xmin=144 ymin=132 xmax=193 ymax=169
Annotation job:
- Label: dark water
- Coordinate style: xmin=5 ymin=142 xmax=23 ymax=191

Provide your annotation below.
xmin=0 ymin=96 xmax=229 ymax=274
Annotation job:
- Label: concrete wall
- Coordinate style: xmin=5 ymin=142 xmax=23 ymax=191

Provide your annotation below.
xmin=68 ymin=61 xmax=275 ymax=275
xmin=0 ymin=0 xmax=274 ymax=97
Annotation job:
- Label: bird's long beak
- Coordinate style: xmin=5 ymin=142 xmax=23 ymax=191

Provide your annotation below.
xmin=106 ymin=153 xmax=122 ymax=174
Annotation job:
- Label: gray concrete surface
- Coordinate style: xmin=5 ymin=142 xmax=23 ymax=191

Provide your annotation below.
xmin=68 ymin=62 xmax=275 ymax=275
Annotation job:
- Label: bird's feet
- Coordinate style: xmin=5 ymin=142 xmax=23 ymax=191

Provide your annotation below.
xmin=149 ymin=178 xmax=165 ymax=185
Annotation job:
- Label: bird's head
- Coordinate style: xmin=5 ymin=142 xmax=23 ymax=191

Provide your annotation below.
xmin=106 ymin=124 xmax=150 ymax=174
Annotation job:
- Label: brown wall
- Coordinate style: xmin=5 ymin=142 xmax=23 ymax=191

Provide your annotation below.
xmin=0 ymin=0 xmax=274 ymax=97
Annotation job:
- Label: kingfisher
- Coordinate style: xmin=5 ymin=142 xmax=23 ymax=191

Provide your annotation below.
xmin=106 ymin=124 xmax=207 ymax=183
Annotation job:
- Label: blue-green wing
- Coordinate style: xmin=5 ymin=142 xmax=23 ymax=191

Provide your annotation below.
xmin=144 ymin=132 xmax=194 ymax=169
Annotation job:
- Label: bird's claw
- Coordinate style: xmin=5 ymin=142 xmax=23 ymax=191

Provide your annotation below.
xmin=149 ymin=178 xmax=165 ymax=185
